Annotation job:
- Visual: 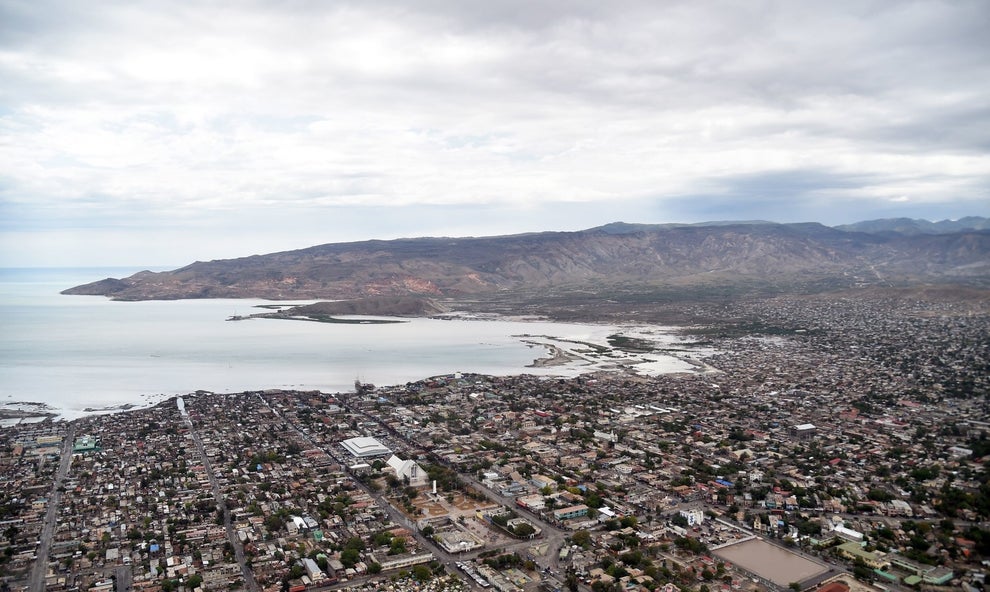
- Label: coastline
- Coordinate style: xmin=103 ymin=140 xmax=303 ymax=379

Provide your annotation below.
xmin=2 ymin=267 xmax=714 ymax=421
xmin=524 ymin=342 xmax=582 ymax=368
xmin=2 ymin=321 xmax=710 ymax=422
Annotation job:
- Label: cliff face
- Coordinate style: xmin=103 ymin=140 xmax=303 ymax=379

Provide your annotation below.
xmin=62 ymin=222 xmax=990 ymax=301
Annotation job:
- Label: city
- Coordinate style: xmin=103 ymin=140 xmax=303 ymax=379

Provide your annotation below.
xmin=2 ymin=291 xmax=988 ymax=592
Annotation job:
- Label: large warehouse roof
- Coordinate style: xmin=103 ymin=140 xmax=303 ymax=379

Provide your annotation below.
xmin=341 ymin=436 xmax=391 ymax=458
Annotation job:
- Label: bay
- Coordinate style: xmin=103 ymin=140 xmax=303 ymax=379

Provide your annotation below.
xmin=0 ymin=268 xmax=700 ymax=421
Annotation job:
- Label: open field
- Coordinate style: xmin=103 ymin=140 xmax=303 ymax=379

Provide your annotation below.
xmin=714 ymin=538 xmax=829 ymax=587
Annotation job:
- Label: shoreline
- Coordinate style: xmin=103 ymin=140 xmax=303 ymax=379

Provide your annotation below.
xmin=523 ymin=341 xmax=583 ymax=368
xmin=2 ymin=301 xmax=712 ymax=422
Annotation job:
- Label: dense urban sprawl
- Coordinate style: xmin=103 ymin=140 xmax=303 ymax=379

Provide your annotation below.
xmin=2 ymin=292 xmax=988 ymax=592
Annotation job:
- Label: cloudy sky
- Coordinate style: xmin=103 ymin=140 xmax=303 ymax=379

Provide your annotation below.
xmin=1 ymin=0 xmax=988 ymax=266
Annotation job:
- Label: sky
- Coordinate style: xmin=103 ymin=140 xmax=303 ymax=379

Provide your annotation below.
xmin=1 ymin=0 xmax=988 ymax=267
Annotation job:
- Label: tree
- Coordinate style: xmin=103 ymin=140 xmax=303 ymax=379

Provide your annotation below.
xmin=571 ymin=530 xmax=591 ymax=549
xmin=340 ymin=547 xmax=360 ymax=568
xmin=412 ymin=564 xmax=432 ymax=582
xmin=512 ymin=523 xmax=536 ymax=537
xmin=389 ymin=537 xmax=407 ymax=555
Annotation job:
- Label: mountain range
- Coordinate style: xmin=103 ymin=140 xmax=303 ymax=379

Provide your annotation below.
xmin=63 ymin=218 xmax=990 ymax=305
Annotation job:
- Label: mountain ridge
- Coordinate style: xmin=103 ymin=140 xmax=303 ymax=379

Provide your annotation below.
xmin=835 ymin=216 xmax=990 ymax=235
xmin=62 ymin=219 xmax=990 ymax=303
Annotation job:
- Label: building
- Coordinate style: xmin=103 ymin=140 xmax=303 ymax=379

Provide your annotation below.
xmin=790 ymin=423 xmax=817 ymax=440
xmin=832 ymin=524 xmax=864 ymax=542
xmin=385 ymin=454 xmax=427 ymax=487
xmin=340 ymin=436 xmax=391 ymax=458
xmin=836 ymin=542 xmax=886 ymax=569
xmin=554 ymin=504 xmax=589 ymax=521
xmin=888 ymin=555 xmax=954 ymax=585
xmin=679 ymin=508 xmax=705 ymax=526
xmin=515 ymin=493 xmax=545 ymax=512
xmin=301 ymin=557 xmax=325 ymax=581
xmin=435 ymin=529 xmax=484 ymax=554
xmin=594 ymin=430 xmax=618 ymax=444
xmin=73 ymin=435 xmax=100 ymax=454
xmin=369 ymin=551 xmax=434 ymax=571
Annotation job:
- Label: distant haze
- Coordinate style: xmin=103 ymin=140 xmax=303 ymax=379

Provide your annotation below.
xmin=1 ymin=1 xmax=987 ymax=266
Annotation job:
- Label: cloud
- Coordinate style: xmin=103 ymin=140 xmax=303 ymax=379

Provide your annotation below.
xmin=0 ymin=0 xmax=988 ymax=265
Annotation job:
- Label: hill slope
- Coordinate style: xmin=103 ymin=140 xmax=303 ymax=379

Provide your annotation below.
xmin=835 ymin=216 xmax=990 ymax=235
xmin=62 ymin=222 xmax=990 ymax=302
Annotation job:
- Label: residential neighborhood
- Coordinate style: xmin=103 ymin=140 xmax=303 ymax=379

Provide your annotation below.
xmin=1 ymin=292 xmax=988 ymax=592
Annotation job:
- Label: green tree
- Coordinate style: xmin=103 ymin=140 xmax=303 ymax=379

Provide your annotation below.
xmin=389 ymin=537 xmax=407 ymax=555
xmin=512 ymin=523 xmax=536 ymax=537
xmin=412 ymin=564 xmax=432 ymax=582
xmin=571 ymin=530 xmax=591 ymax=548
xmin=340 ymin=548 xmax=360 ymax=568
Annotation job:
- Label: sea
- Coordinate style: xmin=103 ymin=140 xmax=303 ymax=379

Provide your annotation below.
xmin=0 ymin=267 xmax=699 ymax=421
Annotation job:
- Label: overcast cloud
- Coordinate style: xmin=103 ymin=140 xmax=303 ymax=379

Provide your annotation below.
xmin=1 ymin=0 xmax=988 ymax=266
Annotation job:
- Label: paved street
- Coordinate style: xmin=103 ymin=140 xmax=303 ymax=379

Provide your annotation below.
xmin=115 ymin=565 xmax=133 ymax=592
xmin=334 ymin=397 xmax=591 ymax=592
xmin=29 ymin=424 xmax=75 ymax=592
xmin=184 ymin=407 xmax=260 ymax=592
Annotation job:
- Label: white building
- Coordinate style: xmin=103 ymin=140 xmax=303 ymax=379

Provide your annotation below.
xmin=340 ymin=436 xmax=391 ymax=458
xmin=790 ymin=423 xmax=817 ymax=440
xmin=386 ymin=454 xmax=428 ymax=487
xmin=301 ymin=557 xmax=325 ymax=581
xmin=594 ymin=430 xmax=618 ymax=443
xmin=833 ymin=524 xmax=864 ymax=542
xmin=678 ymin=508 xmax=705 ymax=526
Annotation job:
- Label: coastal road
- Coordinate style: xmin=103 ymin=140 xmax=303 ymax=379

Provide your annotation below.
xmin=29 ymin=424 xmax=75 ymax=592
xmin=184 ymin=408 xmax=260 ymax=592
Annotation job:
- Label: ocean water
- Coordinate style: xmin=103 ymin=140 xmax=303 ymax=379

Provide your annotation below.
xmin=0 ymin=268 xmax=693 ymax=420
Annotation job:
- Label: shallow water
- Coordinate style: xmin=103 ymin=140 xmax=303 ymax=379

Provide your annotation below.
xmin=0 ymin=268 xmax=698 ymax=419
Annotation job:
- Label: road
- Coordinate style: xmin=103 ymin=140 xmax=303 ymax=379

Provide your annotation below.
xmin=332 ymin=396 xmax=590 ymax=591
xmin=29 ymin=424 xmax=75 ymax=592
xmin=259 ymin=396 xmax=489 ymax=588
xmin=115 ymin=565 xmax=133 ymax=592
xmin=184 ymin=408 xmax=260 ymax=592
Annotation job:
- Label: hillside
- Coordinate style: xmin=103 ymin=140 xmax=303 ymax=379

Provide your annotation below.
xmin=835 ymin=216 xmax=990 ymax=236
xmin=62 ymin=221 xmax=990 ymax=304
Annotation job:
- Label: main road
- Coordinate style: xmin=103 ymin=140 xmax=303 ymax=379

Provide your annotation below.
xmin=333 ymin=395 xmax=590 ymax=591
xmin=183 ymin=403 xmax=260 ymax=592
xmin=29 ymin=424 xmax=75 ymax=592
xmin=258 ymin=395 xmax=498 ymax=589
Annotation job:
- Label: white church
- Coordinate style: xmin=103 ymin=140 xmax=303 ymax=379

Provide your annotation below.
xmin=386 ymin=454 xmax=428 ymax=487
